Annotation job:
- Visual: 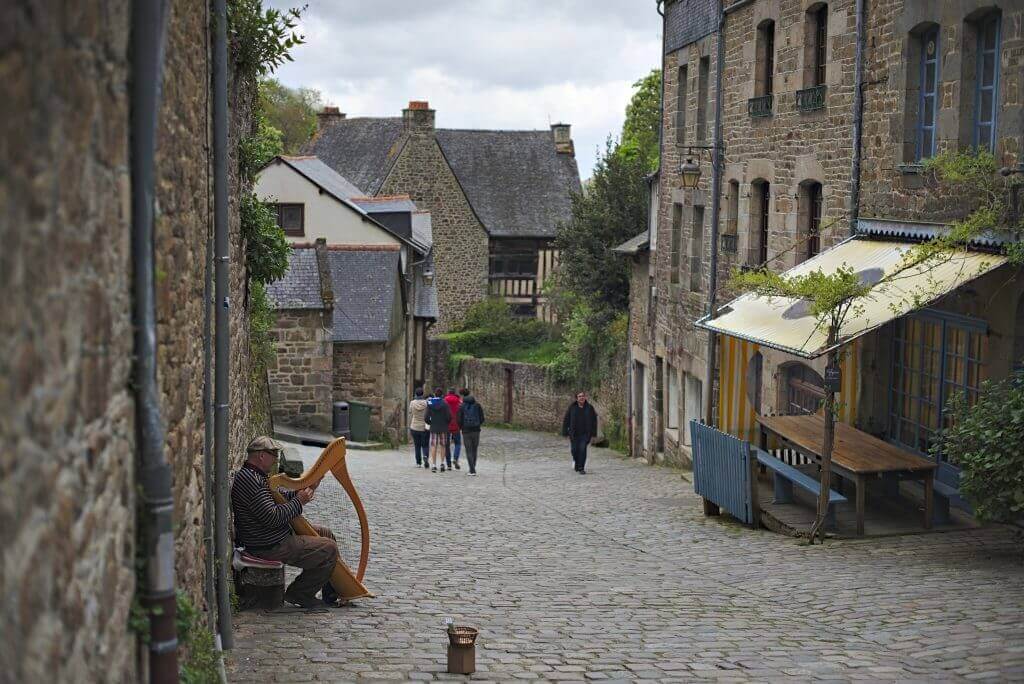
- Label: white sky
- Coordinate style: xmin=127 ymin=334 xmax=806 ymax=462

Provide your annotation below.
xmin=266 ymin=0 xmax=663 ymax=178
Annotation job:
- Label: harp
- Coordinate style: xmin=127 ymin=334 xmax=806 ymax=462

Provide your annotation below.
xmin=267 ymin=437 xmax=373 ymax=600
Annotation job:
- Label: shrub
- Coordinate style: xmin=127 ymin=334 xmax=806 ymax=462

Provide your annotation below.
xmin=445 ymin=298 xmax=554 ymax=361
xmin=240 ymin=192 xmax=290 ymax=286
xmin=936 ymin=369 xmax=1024 ymax=523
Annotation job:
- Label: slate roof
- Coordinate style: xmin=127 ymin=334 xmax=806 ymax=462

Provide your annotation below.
xmin=352 ymin=195 xmax=418 ymax=213
xmin=410 ymin=211 xmax=433 ymax=252
xmin=327 ymin=249 xmax=401 ymax=343
xmin=302 ymin=118 xmax=406 ymax=194
xmin=435 ymin=129 xmax=581 ymax=238
xmin=413 ymin=251 xmax=440 ymax=320
xmin=265 ymin=248 xmax=323 ymax=309
xmin=280 ymin=156 xmax=362 ymax=200
xmin=612 ymin=231 xmax=651 ymax=256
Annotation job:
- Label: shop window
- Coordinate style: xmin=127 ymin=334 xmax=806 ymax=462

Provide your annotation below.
xmin=780 ymin=362 xmax=826 ymax=415
xmin=889 ymin=312 xmax=986 ymax=457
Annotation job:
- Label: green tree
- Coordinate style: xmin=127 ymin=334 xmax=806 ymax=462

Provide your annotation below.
xmin=618 ymin=69 xmax=661 ymax=171
xmin=554 ymin=138 xmax=651 ymax=312
xmin=259 ymin=78 xmax=322 ymax=154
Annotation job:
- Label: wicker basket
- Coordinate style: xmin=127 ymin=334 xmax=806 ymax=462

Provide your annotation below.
xmin=447 ymin=626 xmax=478 ymax=647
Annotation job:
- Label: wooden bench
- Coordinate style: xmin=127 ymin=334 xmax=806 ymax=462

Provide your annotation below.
xmin=755 ymin=449 xmax=847 ymax=529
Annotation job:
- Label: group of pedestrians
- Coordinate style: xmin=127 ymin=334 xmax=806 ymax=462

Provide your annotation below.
xmin=408 ymin=387 xmax=485 ymax=475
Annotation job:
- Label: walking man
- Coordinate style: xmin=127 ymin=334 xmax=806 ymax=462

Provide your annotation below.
xmin=408 ymin=387 xmax=430 ymax=469
xmin=444 ymin=387 xmax=463 ymax=470
xmin=562 ymin=391 xmax=598 ymax=474
xmin=230 ymin=436 xmax=341 ymax=609
xmin=457 ymin=393 xmax=485 ymax=475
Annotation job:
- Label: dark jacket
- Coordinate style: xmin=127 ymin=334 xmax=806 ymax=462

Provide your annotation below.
xmin=457 ymin=396 xmax=485 ymax=433
xmin=425 ymin=397 xmax=452 ymax=434
xmin=562 ymin=401 xmax=598 ymax=440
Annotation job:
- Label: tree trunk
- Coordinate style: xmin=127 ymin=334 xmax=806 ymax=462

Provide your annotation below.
xmin=811 ymin=332 xmax=840 ymax=543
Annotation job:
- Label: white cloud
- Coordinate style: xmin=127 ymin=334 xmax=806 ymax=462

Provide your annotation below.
xmin=267 ymin=0 xmax=663 ymax=177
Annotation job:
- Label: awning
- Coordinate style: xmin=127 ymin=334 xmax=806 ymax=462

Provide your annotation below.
xmin=696 ymin=237 xmax=1007 ymax=358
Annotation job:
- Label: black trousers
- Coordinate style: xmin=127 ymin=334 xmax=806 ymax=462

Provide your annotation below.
xmin=570 ymin=437 xmax=590 ymax=471
xmin=463 ymin=431 xmax=481 ymax=473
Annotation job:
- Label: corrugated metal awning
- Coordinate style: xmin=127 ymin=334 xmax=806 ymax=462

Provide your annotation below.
xmin=696 ymin=237 xmax=1007 ymax=358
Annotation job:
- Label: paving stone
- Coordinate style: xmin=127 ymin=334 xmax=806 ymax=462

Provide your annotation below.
xmin=226 ymin=428 xmax=1024 ymax=682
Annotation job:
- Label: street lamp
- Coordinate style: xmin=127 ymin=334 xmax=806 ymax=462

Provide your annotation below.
xmin=680 ymin=158 xmax=702 ymax=189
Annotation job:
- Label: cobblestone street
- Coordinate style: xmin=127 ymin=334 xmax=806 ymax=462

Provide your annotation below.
xmin=226 ymin=428 xmax=1024 ymax=682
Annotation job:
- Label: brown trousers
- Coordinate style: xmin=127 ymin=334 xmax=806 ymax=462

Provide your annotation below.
xmin=257 ymin=524 xmax=339 ymax=602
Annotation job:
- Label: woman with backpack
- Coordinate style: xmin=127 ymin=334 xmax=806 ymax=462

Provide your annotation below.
xmin=457 ymin=394 xmax=485 ymax=475
xmin=425 ymin=387 xmax=452 ymax=472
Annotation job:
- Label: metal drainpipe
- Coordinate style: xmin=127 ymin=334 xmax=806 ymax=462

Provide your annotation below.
xmin=703 ymin=1 xmax=726 ymax=427
xmin=202 ymin=0 xmax=216 ymax=633
xmin=212 ymin=0 xmax=235 ymax=650
xmin=849 ymin=0 xmax=867 ymax=236
xmin=131 ymin=0 xmax=178 ymax=681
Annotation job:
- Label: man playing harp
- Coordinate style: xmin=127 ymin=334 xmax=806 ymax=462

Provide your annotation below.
xmin=230 ymin=436 xmax=342 ymax=608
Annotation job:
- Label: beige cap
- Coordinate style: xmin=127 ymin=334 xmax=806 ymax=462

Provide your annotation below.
xmin=246 ymin=435 xmax=284 ymax=454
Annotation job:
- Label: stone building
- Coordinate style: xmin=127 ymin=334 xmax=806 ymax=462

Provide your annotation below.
xmin=635 ymin=0 xmax=1024 ymax=510
xmin=303 ymin=102 xmax=581 ymax=330
xmin=257 ymin=156 xmax=439 ymax=438
xmin=3 ymin=0 xmax=258 ymax=680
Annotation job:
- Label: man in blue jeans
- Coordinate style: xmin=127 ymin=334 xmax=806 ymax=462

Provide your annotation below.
xmin=562 ymin=391 xmax=598 ymax=474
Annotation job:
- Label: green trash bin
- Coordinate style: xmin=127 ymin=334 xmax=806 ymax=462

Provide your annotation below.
xmin=347 ymin=400 xmax=372 ymax=442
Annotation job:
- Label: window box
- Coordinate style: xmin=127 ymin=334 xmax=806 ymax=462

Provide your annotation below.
xmin=748 ymin=94 xmax=773 ymax=118
xmin=721 ymin=234 xmax=738 ymax=253
xmin=796 ymin=85 xmax=826 ymax=112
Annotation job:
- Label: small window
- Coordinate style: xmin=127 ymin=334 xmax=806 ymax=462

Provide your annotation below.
xmin=756 ymin=21 xmax=776 ymax=97
xmin=974 ymin=14 xmax=1000 ymax=152
xmin=676 ymin=65 xmax=688 ymax=145
xmin=697 ymin=57 xmax=710 ymax=142
xmin=690 ymin=206 xmax=705 ymax=292
xmin=726 ymin=180 xmax=740 ymax=236
xmin=670 ymin=203 xmax=683 ymax=284
xmin=800 ymin=181 xmax=823 ymax=260
xmin=813 ymin=5 xmax=828 ymax=86
xmin=782 ymin=363 xmax=825 ymax=415
xmin=749 ymin=180 xmax=770 ymax=266
xmin=666 ymin=365 xmax=679 ymax=430
xmin=276 ymin=203 xmax=305 ymax=236
xmin=917 ymin=27 xmax=940 ymax=160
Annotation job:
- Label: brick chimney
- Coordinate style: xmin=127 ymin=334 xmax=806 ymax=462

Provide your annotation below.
xmin=317 ymin=106 xmax=346 ymax=132
xmin=551 ymin=123 xmax=574 ymax=155
xmin=403 ymin=100 xmax=435 ymax=132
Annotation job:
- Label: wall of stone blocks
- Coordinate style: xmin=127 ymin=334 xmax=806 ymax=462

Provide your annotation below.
xmin=1 ymin=1 xmax=254 ymax=680
xmin=269 ymin=310 xmax=333 ymax=432
xmin=379 ymin=127 xmax=490 ymax=334
xmin=334 ymin=343 xmax=387 ymax=434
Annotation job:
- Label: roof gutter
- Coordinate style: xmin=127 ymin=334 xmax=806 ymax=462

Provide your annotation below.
xmin=131 ymin=0 xmax=178 ymax=680
xmin=849 ymin=0 xmax=867 ymax=236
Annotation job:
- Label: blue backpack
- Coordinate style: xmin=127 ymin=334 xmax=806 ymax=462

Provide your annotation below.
xmin=461 ymin=403 xmax=482 ymax=429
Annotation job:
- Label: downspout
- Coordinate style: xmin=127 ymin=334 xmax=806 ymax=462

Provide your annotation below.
xmin=703 ymin=0 xmax=726 ymax=426
xmin=131 ymin=0 xmax=178 ymax=681
xmin=202 ymin=0 xmax=216 ymax=633
xmin=212 ymin=0 xmax=235 ymax=650
xmin=849 ymin=0 xmax=867 ymax=236
xmin=650 ymin=0 xmax=665 ymax=457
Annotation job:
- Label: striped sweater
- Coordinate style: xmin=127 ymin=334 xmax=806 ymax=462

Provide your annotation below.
xmin=230 ymin=463 xmax=302 ymax=549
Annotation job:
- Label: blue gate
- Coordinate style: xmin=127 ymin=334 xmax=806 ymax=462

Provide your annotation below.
xmin=690 ymin=420 xmax=754 ymax=525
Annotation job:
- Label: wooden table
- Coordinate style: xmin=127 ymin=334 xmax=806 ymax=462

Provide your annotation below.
xmin=757 ymin=413 xmax=937 ymax=535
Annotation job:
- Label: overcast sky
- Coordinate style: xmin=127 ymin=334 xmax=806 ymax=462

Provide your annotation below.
xmin=267 ymin=1 xmax=663 ymax=178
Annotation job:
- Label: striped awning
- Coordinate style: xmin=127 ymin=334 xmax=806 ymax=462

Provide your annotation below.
xmin=697 ymin=237 xmax=1006 ymax=359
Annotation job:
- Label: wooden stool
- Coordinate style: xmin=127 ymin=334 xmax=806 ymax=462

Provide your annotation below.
xmin=233 ymin=550 xmax=286 ymax=610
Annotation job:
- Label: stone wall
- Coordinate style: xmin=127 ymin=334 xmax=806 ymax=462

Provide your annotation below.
xmin=1 ymin=1 xmax=254 ymax=680
xmin=269 ymin=309 xmax=333 ymax=432
xmin=378 ymin=115 xmax=490 ymax=334
xmin=452 ymin=357 xmax=625 ymax=441
xmin=334 ymin=342 xmax=386 ymax=434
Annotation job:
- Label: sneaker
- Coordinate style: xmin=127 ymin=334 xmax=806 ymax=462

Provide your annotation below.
xmin=284 ymin=591 xmax=328 ymax=610
xmin=431 ymin=466 xmax=437 ymax=472
xmin=470 ymin=471 xmax=477 ymax=476
xmin=423 ymin=461 xmax=430 ymax=469
xmin=440 ymin=465 xmax=446 ymax=472
xmin=579 ymin=469 xmax=586 ymax=475
xmin=454 ymin=461 xmax=461 ymax=470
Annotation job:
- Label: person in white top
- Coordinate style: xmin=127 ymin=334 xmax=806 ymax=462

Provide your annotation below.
xmin=408 ymin=387 xmax=430 ymax=469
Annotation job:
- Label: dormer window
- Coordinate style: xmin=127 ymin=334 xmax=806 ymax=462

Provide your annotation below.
xmin=275 ymin=203 xmax=305 ymax=236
